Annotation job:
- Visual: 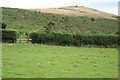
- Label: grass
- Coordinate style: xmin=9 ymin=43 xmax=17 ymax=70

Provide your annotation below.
xmin=34 ymin=6 xmax=117 ymax=19
xmin=2 ymin=43 xmax=118 ymax=78
xmin=2 ymin=7 xmax=118 ymax=35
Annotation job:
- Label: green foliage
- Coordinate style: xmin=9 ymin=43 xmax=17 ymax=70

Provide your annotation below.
xmin=55 ymin=33 xmax=73 ymax=46
xmin=30 ymin=32 xmax=118 ymax=48
xmin=73 ymin=33 xmax=82 ymax=46
xmin=2 ymin=29 xmax=18 ymax=43
xmin=81 ymin=34 xmax=118 ymax=48
xmin=44 ymin=22 xmax=55 ymax=33
xmin=75 ymin=5 xmax=78 ymax=7
xmin=29 ymin=32 xmax=39 ymax=43
xmin=30 ymin=32 xmax=55 ymax=44
xmin=2 ymin=7 xmax=118 ymax=34
xmin=81 ymin=34 xmax=95 ymax=45
xmin=73 ymin=33 xmax=118 ymax=48
xmin=39 ymin=32 xmax=55 ymax=44
xmin=2 ymin=23 xmax=7 ymax=29
xmin=91 ymin=18 xmax=95 ymax=21
xmin=30 ymin=32 xmax=73 ymax=45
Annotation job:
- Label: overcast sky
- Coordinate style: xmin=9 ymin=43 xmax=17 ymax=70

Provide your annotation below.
xmin=0 ymin=0 xmax=119 ymax=15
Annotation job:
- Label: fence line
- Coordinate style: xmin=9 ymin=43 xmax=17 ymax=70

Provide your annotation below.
xmin=15 ymin=36 xmax=32 ymax=43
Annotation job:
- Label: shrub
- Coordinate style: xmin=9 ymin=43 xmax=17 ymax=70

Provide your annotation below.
xmin=81 ymin=34 xmax=95 ymax=45
xmin=2 ymin=23 xmax=7 ymax=29
xmin=2 ymin=29 xmax=18 ymax=43
xmin=29 ymin=32 xmax=118 ymax=48
xmin=72 ymin=34 xmax=118 ymax=47
xmin=29 ymin=32 xmax=39 ymax=43
xmin=91 ymin=18 xmax=95 ymax=21
xmin=38 ymin=32 xmax=55 ymax=44
xmin=93 ymin=34 xmax=118 ymax=47
xmin=55 ymin=33 xmax=73 ymax=46
xmin=30 ymin=32 xmax=55 ymax=44
xmin=75 ymin=5 xmax=78 ymax=7
xmin=73 ymin=33 xmax=82 ymax=46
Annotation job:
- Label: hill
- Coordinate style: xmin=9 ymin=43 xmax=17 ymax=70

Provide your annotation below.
xmin=2 ymin=7 xmax=118 ymax=35
xmin=29 ymin=6 xmax=117 ymax=19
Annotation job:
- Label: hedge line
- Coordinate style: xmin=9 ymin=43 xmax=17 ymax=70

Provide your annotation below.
xmin=30 ymin=32 xmax=118 ymax=48
xmin=2 ymin=29 xmax=18 ymax=43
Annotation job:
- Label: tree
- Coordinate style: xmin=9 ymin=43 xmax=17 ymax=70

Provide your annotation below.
xmin=2 ymin=23 xmax=7 ymax=29
xmin=75 ymin=5 xmax=78 ymax=7
xmin=91 ymin=18 xmax=95 ymax=21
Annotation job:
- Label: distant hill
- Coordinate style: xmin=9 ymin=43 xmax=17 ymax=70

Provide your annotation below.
xmin=28 ymin=6 xmax=117 ymax=20
xmin=2 ymin=7 xmax=118 ymax=35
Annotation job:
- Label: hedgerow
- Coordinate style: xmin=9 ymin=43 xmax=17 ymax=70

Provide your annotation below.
xmin=30 ymin=32 xmax=118 ymax=48
xmin=54 ymin=33 xmax=73 ymax=46
xmin=2 ymin=29 xmax=18 ymax=43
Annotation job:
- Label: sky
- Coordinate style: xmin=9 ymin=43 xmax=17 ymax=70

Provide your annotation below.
xmin=0 ymin=0 xmax=119 ymax=15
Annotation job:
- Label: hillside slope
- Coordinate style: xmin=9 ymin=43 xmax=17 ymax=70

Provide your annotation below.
xmin=29 ymin=6 xmax=117 ymax=19
xmin=2 ymin=7 xmax=118 ymax=35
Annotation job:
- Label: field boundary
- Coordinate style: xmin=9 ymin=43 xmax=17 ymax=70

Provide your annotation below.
xmin=15 ymin=36 xmax=32 ymax=43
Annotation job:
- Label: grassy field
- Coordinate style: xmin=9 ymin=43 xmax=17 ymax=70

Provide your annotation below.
xmin=2 ymin=43 xmax=118 ymax=78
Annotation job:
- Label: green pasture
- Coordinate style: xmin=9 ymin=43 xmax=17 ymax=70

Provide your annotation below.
xmin=2 ymin=43 xmax=118 ymax=78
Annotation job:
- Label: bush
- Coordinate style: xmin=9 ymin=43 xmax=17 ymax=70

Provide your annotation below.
xmin=81 ymin=34 xmax=95 ymax=45
xmin=92 ymin=34 xmax=118 ymax=47
xmin=77 ymin=34 xmax=118 ymax=47
xmin=91 ymin=18 xmax=95 ymax=21
xmin=55 ymin=33 xmax=73 ymax=46
xmin=30 ymin=32 xmax=73 ymax=45
xmin=39 ymin=32 xmax=55 ymax=44
xmin=29 ymin=32 xmax=118 ymax=48
xmin=2 ymin=23 xmax=7 ymax=29
xmin=29 ymin=32 xmax=39 ymax=43
xmin=2 ymin=29 xmax=18 ymax=43
xmin=30 ymin=32 xmax=55 ymax=44
xmin=73 ymin=33 xmax=82 ymax=46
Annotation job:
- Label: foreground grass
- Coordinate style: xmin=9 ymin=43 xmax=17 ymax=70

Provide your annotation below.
xmin=2 ymin=43 xmax=118 ymax=78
